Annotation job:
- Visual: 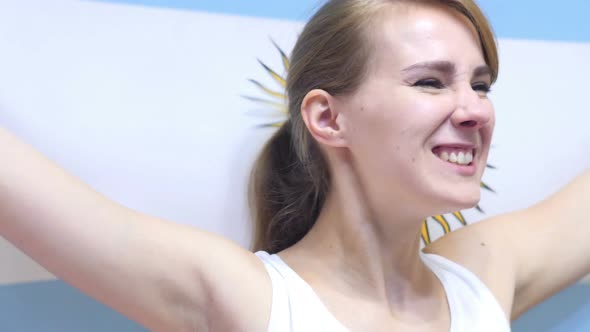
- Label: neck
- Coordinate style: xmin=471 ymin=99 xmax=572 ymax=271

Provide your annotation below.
xmin=280 ymin=157 xmax=444 ymax=317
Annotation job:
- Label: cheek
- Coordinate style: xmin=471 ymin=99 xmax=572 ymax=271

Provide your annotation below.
xmin=348 ymin=101 xmax=443 ymax=159
xmin=345 ymin=87 xmax=455 ymax=151
xmin=481 ymin=102 xmax=496 ymax=143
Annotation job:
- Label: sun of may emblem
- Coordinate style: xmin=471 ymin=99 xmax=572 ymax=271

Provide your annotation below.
xmin=245 ymin=40 xmax=496 ymax=245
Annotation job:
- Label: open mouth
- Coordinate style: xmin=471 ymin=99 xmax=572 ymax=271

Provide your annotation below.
xmin=432 ymin=146 xmax=476 ymax=166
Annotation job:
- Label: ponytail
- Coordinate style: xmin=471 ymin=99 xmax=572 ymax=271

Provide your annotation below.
xmin=249 ymin=120 xmax=329 ymax=253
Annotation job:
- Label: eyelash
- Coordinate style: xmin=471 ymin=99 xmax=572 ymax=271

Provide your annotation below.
xmin=472 ymin=82 xmax=492 ymax=93
xmin=413 ymin=79 xmax=492 ymax=93
xmin=414 ymin=78 xmax=444 ymax=89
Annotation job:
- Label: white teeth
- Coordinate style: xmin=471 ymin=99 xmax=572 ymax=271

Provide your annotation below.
xmin=465 ymin=151 xmax=473 ymax=164
xmin=437 ymin=150 xmax=474 ymax=165
xmin=457 ymin=151 xmax=465 ymax=164
xmin=449 ymin=152 xmax=457 ymax=163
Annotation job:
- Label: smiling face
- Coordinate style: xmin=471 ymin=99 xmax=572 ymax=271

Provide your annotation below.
xmin=336 ymin=3 xmax=495 ymax=218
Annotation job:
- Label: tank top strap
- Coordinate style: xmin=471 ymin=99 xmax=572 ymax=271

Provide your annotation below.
xmin=255 ymin=250 xmax=349 ymax=332
xmin=420 ymin=251 xmax=511 ymax=332
xmin=255 ymin=251 xmax=294 ymax=331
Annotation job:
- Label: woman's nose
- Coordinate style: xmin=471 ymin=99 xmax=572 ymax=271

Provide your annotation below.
xmin=450 ymin=85 xmax=493 ymax=130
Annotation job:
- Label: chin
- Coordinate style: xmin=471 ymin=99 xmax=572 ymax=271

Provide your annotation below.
xmin=431 ymin=189 xmax=481 ymax=216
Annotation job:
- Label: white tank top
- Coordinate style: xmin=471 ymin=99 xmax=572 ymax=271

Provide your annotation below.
xmin=255 ymin=250 xmax=511 ymax=332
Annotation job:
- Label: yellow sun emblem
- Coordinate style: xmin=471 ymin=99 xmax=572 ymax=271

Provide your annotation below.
xmin=245 ymin=41 xmax=496 ymax=245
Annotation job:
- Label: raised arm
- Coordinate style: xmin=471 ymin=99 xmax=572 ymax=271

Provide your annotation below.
xmin=425 ymin=169 xmax=590 ymax=321
xmin=0 ymin=128 xmax=270 ymax=331
xmin=508 ymin=169 xmax=590 ymax=318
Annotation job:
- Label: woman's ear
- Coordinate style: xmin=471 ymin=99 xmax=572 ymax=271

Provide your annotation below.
xmin=300 ymin=89 xmax=347 ymax=148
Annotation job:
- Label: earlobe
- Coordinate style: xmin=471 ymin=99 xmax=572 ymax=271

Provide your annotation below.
xmin=300 ymin=89 xmax=346 ymax=148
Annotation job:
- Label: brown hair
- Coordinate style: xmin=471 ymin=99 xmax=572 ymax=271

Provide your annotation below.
xmin=249 ymin=0 xmax=499 ymax=254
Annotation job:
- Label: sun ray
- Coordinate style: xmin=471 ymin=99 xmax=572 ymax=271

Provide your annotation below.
xmin=480 ymin=181 xmax=496 ymax=193
xmin=421 ymin=220 xmax=432 ymax=245
xmin=257 ymin=59 xmax=286 ymax=88
xmin=432 ymin=215 xmax=451 ymax=234
xmin=270 ymin=39 xmax=290 ymax=72
xmin=257 ymin=121 xmax=285 ymax=128
xmin=241 ymin=95 xmax=287 ymax=112
xmin=248 ymin=79 xmax=285 ymax=99
xmin=452 ymin=211 xmax=467 ymax=226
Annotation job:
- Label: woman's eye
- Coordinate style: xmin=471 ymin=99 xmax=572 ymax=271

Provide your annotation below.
xmin=472 ymin=82 xmax=491 ymax=93
xmin=414 ymin=78 xmax=444 ymax=89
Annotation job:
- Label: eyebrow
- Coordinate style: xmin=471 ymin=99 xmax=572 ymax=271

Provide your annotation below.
xmin=402 ymin=60 xmax=492 ymax=78
xmin=402 ymin=60 xmax=456 ymax=74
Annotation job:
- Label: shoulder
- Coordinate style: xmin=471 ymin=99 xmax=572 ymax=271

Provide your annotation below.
xmin=203 ymin=249 xmax=273 ymax=332
xmin=423 ymin=216 xmax=517 ymax=318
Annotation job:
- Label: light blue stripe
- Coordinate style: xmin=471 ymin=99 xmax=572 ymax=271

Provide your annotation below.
xmin=92 ymin=0 xmax=590 ymax=42
xmin=92 ymin=0 xmax=324 ymax=22
xmin=0 ymin=280 xmax=145 ymax=332
xmin=512 ymin=283 xmax=590 ymax=332
xmin=2 ymin=280 xmax=590 ymax=331
xmin=479 ymin=0 xmax=590 ymax=43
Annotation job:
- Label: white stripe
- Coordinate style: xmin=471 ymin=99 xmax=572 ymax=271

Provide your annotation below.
xmin=0 ymin=238 xmax=56 ymax=285
xmin=0 ymin=0 xmax=588 ymax=286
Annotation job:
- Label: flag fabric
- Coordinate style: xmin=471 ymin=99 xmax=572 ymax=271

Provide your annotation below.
xmin=0 ymin=1 xmax=588 ymax=331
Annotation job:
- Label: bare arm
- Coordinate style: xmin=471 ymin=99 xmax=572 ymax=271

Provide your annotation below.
xmin=0 ymin=128 xmax=271 ymax=331
xmin=507 ymin=169 xmax=590 ymax=319
xmin=426 ymin=169 xmax=590 ymax=321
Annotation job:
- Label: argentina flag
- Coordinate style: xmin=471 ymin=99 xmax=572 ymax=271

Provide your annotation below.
xmin=0 ymin=1 xmax=588 ymax=331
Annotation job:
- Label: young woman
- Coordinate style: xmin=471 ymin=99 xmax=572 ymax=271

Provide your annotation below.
xmin=1 ymin=0 xmax=588 ymax=331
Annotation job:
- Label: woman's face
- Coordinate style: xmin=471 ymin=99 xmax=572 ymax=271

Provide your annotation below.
xmin=338 ymin=4 xmax=495 ymax=217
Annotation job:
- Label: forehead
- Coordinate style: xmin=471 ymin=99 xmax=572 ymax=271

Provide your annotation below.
xmin=368 ymin=4 xmax=485 ymax=71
